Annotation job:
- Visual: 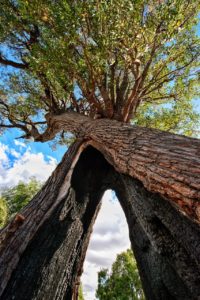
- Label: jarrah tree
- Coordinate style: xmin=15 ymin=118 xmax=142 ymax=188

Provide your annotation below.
xmin=0 ymin=1 xmax=200 ymax=299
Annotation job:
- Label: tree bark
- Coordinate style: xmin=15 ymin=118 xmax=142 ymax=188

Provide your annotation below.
xmin=0 ymin=118 xmax=200 ymax=299
xmin=115 ymin=175 xmax=200 ymax=300
xmin=38 ymin=112 xmax=200 ymax=221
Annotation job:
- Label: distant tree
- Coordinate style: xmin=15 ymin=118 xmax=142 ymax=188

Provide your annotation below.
xmin=78 ymin=283 xmax=85 ymax=300
xmin=1 ymin=178 xmax=42 ymax=218
xmin=0 ymin=196 xmax=8 ymax=228
xmin=96 ymin=249 xmax=145 ymax=300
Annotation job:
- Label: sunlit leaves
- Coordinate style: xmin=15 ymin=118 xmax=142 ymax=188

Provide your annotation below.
xmin=96 ymin=249 xmax=145 ymax=300
xmin=135 ymin=98 xmax=200 ymax=137
xmin=0 ymin=197 xmax=8 ymax=228
xmin=0 ymin=0 xmax=199 ymax=138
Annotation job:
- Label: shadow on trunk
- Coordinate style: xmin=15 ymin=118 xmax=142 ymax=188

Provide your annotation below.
xmin=0 ymin=142 xmax=200 ymax=300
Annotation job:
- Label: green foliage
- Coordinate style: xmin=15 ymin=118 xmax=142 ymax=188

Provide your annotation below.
xmin=96 ymin=249 xmax=145 ymax=300
xmin=78 ymin=283 xmax=85 ymax=300
xmin=0 ymin=0 xmax=199 ymax=138
xmin=0 ymin=196 xmax=8 ymax=228
xmin=1 ymin=178 xmax=42 ymax=219
xmin=135 ymin=98 xmax=200 ymax=136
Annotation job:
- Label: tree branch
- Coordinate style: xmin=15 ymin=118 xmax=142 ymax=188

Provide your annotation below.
xmin=0 ymin=54 xmax=28 ymax=69
xmin=121 ymin=22 xmax=163 ymax=122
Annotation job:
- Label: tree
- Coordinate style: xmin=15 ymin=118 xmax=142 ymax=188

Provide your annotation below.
xmin=0 ymin=197 xmax=8 ymax=228
xmin=96 ymin=249 xmax=145 ymax=300
xmin=1 ymin=178 xmax=42 ymax=219
xmin=0 ymin=1 xmax=200 ymax=300
xmin=78 ymin=283 xmax=85 ymax=300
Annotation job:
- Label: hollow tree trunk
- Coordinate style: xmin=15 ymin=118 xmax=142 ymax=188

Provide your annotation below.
xmin=0 ymin=143 xmax=115 ymax=299
xmin=0 ymin=117 xmax=200 ymax=299
xmin=38 ymin=112 xmax=200 ymax=221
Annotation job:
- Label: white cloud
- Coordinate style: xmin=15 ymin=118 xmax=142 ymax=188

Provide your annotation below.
xmin=0 ymin=142 xmax=57 ymax=190
xmin=10 ymin=148 xmax=21 ymax=158
xmin=82 ymin=190 xmax=130 ymax=300
xmin=14 ymin=140 xmax=26 ymax=148
xmin=0 ymin=143 xmax=9 ymax=162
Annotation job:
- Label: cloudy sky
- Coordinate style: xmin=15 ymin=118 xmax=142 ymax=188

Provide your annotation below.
xmin=0 ymin=129 xmax=130 ymax=300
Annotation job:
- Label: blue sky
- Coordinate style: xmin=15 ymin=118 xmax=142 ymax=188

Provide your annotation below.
xmin=0 ymin=128 xmax=66 ymax=164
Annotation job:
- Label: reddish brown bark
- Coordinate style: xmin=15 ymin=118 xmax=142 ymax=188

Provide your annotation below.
xmin=34 ymin=112 xmax=200 ymax=221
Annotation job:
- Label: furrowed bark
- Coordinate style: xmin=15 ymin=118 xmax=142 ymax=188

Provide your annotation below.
xmin=0 ymin=143 xmax=200 ymax=300
xmin=115 ymin=175 xmax=200 ymax=300
xmin=0 ymin=144 xmax=115 ymax=299
xmin=38 ymin=112 xmax=200 ymax=221
xmin=0 ymin=140 xmax=84 ymax=298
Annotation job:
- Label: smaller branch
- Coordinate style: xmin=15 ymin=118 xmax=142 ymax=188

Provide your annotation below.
xmin=70 ymin=93 xmax=80 ymax=113
xmin=98 ymin=84 xmax=113 ymax=117
xmin=122 ymin=77 xmax=141 ymax=122
xmin=115 ymin=69 xmax=129 ymax=117
xmin=141 ymin=52 xmax=199 ymax=98
xmin=26 ymin=120 xmax=46 ymax=126
xmin=0 ymin=54 xmax=28 ymax=69
xmin=141 ymin=94 xmax=177 ymax=103
xmin=0 ymin=99 xmax=9 ymax=110
xmin=76 ymin=75 xmax=103 ymax=114
xmin=36 ymin=72 xmax=60 ymax=113
xmin=109 ymin=66 xmax=115 ymax=105
xmin=27 ymin=25 xmax=40 ymax=49
xmin=0 ymin=123 xmax=16 ymax=129
xmin=138 ymin=22 xmax=162 ymax=88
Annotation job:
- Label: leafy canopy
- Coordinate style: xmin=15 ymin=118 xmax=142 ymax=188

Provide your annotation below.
xmin=0 ymin=0 xmax=199 ymax=141
xmin=96 ymin=249 xmax=145 ymax=300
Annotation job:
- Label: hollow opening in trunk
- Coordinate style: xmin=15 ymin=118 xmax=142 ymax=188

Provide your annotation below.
xmin=80 ymin=189 xmax=145 ymax=300
xmin=69 ymin=146 xmax=145 ymax=299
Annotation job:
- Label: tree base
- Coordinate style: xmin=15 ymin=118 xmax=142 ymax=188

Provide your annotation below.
xmin=0 ymin=143 xmax=200 ymax=299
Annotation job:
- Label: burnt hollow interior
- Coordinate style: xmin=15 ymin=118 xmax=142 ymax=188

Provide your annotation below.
xmin=2 ymin=146 xmax=200 ymax=300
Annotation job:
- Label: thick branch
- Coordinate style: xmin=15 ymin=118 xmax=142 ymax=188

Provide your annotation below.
xmin=23 ymin=111 xmax=200 ymax=222
xmin=115 ymin=69 xmax=129 ymax=117
xmin=29 ymin=112 xmax=89 ymax=142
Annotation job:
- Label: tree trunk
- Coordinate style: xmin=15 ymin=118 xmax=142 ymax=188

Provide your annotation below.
xmin=0 ymin=143 xmax=114 ymax=299
xmin=38 ymin=112 xmax=200 ymax=221
xmin=0 ymin=117 xmax=200 ymax=299
xmin=115 ymin=175 xmax=200 ymax=300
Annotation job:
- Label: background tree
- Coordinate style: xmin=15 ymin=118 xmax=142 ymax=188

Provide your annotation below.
xmin=78 ymin=283 xmax=85 ymax=300
xmin=1 ymin=178 xmax=42 ymax=217
xmin=0 ymin=178 xmax=42 ymax=228
xmin=96 ymin=249 xmax=145 ymax=300
xmin=0 ymin=197 xmax=8 ymax=228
